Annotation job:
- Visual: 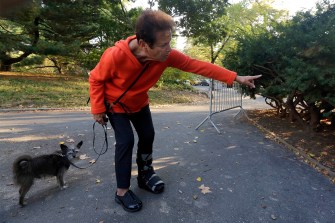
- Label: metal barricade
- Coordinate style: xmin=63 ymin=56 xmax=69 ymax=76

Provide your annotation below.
xmin=195 ymin=79 xmax=244 ymax=133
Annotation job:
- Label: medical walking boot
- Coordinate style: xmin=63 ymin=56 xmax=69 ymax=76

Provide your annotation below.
xmin=136 ymin=153 xmax=164 ymax=194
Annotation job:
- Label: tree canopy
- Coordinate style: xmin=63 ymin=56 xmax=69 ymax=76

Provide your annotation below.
xmin=0 ymin=0 xmax=139 ymax=73
xmin=158 ymin=0 xmax=229 ymax=63
xmin=223 ymin=0 xmax=335 ymax=130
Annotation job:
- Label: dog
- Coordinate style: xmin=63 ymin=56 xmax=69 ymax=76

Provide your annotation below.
xmin=12 ymin=141 xmax=83 ymax=206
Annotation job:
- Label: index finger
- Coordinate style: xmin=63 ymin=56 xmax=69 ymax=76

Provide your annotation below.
xmin=251 ymin=75 xmax=262 ymax=79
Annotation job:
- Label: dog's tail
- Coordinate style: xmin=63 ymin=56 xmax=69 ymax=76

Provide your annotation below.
xmin=13 ymin=155 xmax=33 ymax=185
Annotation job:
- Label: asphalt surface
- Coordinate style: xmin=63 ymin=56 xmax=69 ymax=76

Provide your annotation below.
xmin=1 ymin=103 xmax=334 ymax=223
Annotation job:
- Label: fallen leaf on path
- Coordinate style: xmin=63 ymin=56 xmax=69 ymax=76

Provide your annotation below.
xmin=89 ymin=159 xmax=96 ymax=164
xmin=196 ymin=177 xmax=202 ymax=182
xmin=320 ymin=151 xmax=328 ymax=156
xmin=66 ymin=138 xmax=75 ymax=143
xmin=79 ymin=154 xmax=90 ymax=160
xmin=271 ymin=214 xmax=277 ymax=220
xmin=199 ymin=184 xmax=212 ymax=194
xmin=96 ymin=179 xmax=101 ymax=184
xmin=308 ymin=153 xmax=316 ymax=158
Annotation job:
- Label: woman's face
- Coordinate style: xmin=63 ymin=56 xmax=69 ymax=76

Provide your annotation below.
xmin=145 ymin=30 xmax=172 ymax=62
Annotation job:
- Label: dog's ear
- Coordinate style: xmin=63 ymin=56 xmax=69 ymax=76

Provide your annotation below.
xmin=60 ymin=143 xmax=68 ymax=152
xmin=76 ymin=141 xmax=83 ymax=149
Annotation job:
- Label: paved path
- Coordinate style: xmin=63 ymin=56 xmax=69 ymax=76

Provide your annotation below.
xmin=0 ymin=104 xmax=334 ymax=223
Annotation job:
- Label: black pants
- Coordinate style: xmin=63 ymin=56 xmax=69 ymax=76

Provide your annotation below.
xmin=107 ymin=105 xmax=155 ymax=189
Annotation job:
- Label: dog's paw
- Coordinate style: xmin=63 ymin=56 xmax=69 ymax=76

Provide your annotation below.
xmin=61 ymin=185 xmax=68 ymax=190
xmin=19 ymin=201 xmax=27 ymax=207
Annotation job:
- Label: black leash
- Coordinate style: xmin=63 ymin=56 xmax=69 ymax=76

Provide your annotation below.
xmin=69 ymin=122 xmax=110 ymax=169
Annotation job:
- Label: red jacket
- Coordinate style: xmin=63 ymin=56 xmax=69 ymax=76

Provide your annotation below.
xmin=89 ymin=35 xmax=237 ymax=114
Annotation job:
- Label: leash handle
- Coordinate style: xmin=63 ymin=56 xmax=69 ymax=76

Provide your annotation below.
xmin=92 ymin=121 xmax=109 ymax=155
xmin=70 ymin=121 xmax=110 ymax=170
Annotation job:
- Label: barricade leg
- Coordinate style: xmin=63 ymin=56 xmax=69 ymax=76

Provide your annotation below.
xmin=195 ymin=80 xmax=244 ymax=134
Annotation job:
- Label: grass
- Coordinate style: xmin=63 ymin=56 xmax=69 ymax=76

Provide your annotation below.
xmin=0 ymin=72 xmax=205 ymax=109
xmin=0 ymin=73 xmax=89 ymax=108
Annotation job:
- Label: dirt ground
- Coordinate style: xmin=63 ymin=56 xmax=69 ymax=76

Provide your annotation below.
xmin=246 ymin=109 xmax=335 ymax=182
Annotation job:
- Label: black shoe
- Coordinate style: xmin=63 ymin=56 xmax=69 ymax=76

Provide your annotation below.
xmin=138 ymin=167 xmax=164 ymax=194
xmin=115 ymin=190 xmax=142 ymax=212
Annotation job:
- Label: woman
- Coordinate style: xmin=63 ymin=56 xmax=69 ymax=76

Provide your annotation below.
xmin=89 ymin=9 xmax=261 ymax=212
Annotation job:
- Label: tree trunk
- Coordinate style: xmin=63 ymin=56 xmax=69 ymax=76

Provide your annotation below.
xmin=48 ymin=57 xmax=62 ymax=74
xmin=309 ymin=103 xmax=321 ymax=131
xmin=265 ymin=96 xmax=286 ymax=116
xmin=286 ymin=93 xmax=306 ymax=127
xmin=331 ymin=115 xmax=335 ymax=128
xmin=0 ymin=62 xmax=11 ymax=71
xmin=0 ymin=52 xmax=31 ymax=71
xmin=0 ymin=51 xmax=11 ymax=71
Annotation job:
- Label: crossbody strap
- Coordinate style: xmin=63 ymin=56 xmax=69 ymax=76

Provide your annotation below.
xmin=113 ymin=63 xmax=150 ymax=105
xmin=88 ymin=63 xmax=150 ymax=108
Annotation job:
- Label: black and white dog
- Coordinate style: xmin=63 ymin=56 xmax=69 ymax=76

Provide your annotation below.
xmin=12 ymin=141 xmax=83 ymax=206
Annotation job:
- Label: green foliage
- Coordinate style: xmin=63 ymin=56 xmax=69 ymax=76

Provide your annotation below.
xmin=158 ymin=0 xmax=228 ymax=37
xmin=224 ymin=0 xmax=335 ymax=128
xmin=277 ymin=1 xmax=335 ymax=106
xmin=157 ymin=67 xmax=194 ymax=90
xmin=13 ymin=54 xmax=45 ymax=67
xmin=96 ymin=2 xmax=140 ymax=49
xmin=0 ymin=0 xmax=140 ymax=73
xmin=158 ymin=0 xmax=229 ymax=63
xmin=220 ymin=0 xmax=289 ymax=99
